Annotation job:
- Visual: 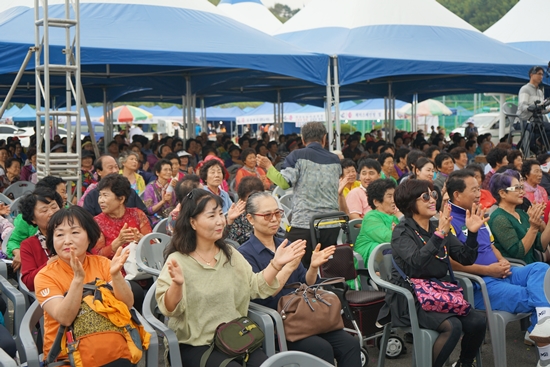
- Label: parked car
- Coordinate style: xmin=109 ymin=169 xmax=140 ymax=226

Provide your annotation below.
xmin=0 ymin=125 xmax=33 ymax=148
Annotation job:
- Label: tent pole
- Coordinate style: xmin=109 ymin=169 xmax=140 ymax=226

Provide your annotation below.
xmin=186 ymin=76 xmax=193 ymax=139
xmin=181 ymin=95 xmax=188 ymax=143
xmin=326 ymin=60 xmax=333 ymax=150
xmin=201 ymin=97 xmax=206 ymax=137
xmin=280 ymin=96 xmax=284 ymax=138
xmin=192 ymin=94 xmax=196 ymax=138
xmin=80 ymin=86 xmax=99 ymax=158
xmin=0 ymin=48 xmax=35 ymax=119
xmin=499 ymin=94 xmax=505 ymax=140
xmin=277 ymin=89 xmax=281 ymax=138
xmin=102 ymin=88 xmax=110 ymax=153
xmin=333 ymin=56 xmax=341 ymax=151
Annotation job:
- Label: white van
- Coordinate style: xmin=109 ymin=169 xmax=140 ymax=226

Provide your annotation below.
xmin=452 ymin=112 xmax=508 ymax=145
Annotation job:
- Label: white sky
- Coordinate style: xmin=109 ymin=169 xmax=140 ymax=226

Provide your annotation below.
xmin=261 ymin=0 xmax=312 ymax=9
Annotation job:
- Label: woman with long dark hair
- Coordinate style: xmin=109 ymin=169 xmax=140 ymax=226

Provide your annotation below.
xmin=155 ymin=189 xmax=305 ymax=367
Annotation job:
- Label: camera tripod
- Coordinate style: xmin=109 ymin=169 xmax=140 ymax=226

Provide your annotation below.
xmin=526 ymin=119 xmax=550 ymax=158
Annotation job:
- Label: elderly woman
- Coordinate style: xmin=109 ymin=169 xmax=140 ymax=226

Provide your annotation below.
xmin=522 ymin=160 xmax=548 ymax=205
xmin=235 ymin=148 xmax=271 ymax=191
xmin=143 ymin=159 xmax=177 ymax=226
xmin=508 ymin=150 xmax=523 ymax=171
xmin=354 ymin=179 xmax=399 ymax=271
xmin=19 ymin=188 xmax=63 ymax=291
xmin=155 ymin=189 xmax=305 ymax=367
xmin=20 ymin=148 xmax=37 ymax=184
xmin=340 ymin=159 xmax=360 ymax=198
xmin=488 ymin=170 xmax=550 ymax=264
xmin=200 ymin=159 xmax=233 ymax=214
xmin=0 ymin=158 xmax=21 ymax=195
xmin=238 ymin=192 xmax=360 ymax=366
xmin=0 ymin=147 xmax=8 ymax=176
xmin=92 ymin=174 xmax=152 ymax=258
xmin=226 ymin=176 xmax=264 ymax=245
xmin=34 ymin=206 xmax=133 ymax=366
xmin=119 ymin=150 xmax=146 ymax=195
xmin=380 ymin=179 xmax=486 ymax=367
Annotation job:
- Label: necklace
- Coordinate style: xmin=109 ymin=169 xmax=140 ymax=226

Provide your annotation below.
xmin=194 ymin=251 xmax=215 ymax=266
xmin=414 ymin=229 xmax=448 ymax=260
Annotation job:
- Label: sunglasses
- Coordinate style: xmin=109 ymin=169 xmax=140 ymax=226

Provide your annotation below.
xmin=505 ymin=185 xmax=524 ymax=192
xmin=417 ymin=190 xmax=438 ymax=202
xmin=252 ymin=209 xmax=285 ymax=222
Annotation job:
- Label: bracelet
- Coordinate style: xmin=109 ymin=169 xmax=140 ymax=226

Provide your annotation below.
xmin=434 ymin=231 xmax=445 ymax=239
xmin=270 ymin=260 xmax=282 ymax=272
xmin=436 ymin=228 xmax=448 ymax=237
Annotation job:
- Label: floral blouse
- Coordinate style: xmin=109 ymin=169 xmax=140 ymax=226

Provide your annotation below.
xmin=226 ymin=212 xmax=254 ymax=245
xmin=92 ymin=207 xmax=152 ymax=258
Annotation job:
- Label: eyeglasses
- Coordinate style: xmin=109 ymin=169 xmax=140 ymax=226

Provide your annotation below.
xmin=417 ymin=190 xmax=438 ymax=202
xmin=505 ymin=185 xmax=524 ymax=192
xmin=252 ymin=209 xmax=285 ymax=221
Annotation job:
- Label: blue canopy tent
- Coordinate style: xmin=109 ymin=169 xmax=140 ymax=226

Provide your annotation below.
xmin=11 ymin=104 xmax=41 ymax=122
xmin=0 ymin=0 xmax=329 ymax=120
xmin=484 ymin=0 xmax=550 ymax=62
xmin=276 ymin=0 xmax=547 ymax=100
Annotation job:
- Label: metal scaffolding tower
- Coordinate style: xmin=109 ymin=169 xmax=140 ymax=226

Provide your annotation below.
xmin=34 ymin=0 xmax=82 ymax=200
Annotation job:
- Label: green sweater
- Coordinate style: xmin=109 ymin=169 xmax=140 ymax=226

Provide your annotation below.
xmin=7 ymin=214 xmax=37 ymax=258
xmin=155 ymin=248 xmax=279 ymax=346
xmin=488 ymin=207 xmax=543 ymax=264
xmin=355 ymin=209 xmax=400 ymax=268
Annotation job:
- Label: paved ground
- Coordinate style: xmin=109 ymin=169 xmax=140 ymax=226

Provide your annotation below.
xmin=364 ymin=321 xmax=539 ymax=367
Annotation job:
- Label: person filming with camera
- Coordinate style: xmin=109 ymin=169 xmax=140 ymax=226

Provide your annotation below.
xmin=518 ymin=66 xmax=549 ymax=121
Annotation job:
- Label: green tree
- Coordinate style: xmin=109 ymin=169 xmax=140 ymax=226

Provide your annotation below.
xmin=208 ymin=0 xmax=220 ymax=5
xmin=269 ymin=3 xmax=300 ymax=23
xmin=339 ymin=124 xmax=356 ymax=134
xmin=436 ymin=0 xmax=518 ymax=32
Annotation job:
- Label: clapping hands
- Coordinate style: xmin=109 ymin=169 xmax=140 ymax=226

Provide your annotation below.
xmin=465 ymin=203 xmax=487 ymax=233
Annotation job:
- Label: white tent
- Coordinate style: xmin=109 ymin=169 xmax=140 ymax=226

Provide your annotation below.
xmin=218 ymin=0 xmax=282 ymax=35
xmin=484 ymin=0 xmax=550 ymax=60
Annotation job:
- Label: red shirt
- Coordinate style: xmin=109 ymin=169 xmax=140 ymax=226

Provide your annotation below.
xmin=92 ymin=207 xmax=152 ymax=259
xmin=20 ymin=235 xmax=50 ymax=292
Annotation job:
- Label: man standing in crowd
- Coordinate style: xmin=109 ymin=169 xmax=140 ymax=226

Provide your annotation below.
xmin=257 ymin=122 xmax=347 ymax=268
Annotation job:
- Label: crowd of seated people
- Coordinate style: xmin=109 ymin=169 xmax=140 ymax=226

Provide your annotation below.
xmin=1 ymin=122 xmax=550 ymax=366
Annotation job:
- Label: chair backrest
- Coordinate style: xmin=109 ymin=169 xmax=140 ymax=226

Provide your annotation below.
xmin=152 ymin=218 xmax=168 ymax=234
xmin=271 ymin=186 xmax=286 ymax=199
xmin=0 ymin=348 xmax=16 ymax=367
xmin=19 ymin=301 xmax=43 ymax=367
xmin=0 ymin=276 xmax=26 ymax=356
xmin=143 ymin=283 xmax=183 ymax=367
xmin=320 ymin=244 xmax=356 ymax=281
xmin=17 ymin=272 xmax=36 ymax=309
xmin=370 ymin=243 xmax=394 ymax=282
xmin=4 ymin=182 xmax=35 ymax=200
xmin=0 ymin=194 xmax=12 ymax=206
xmin=260 ymin=351 xmax=334 ymax=367
xmin=1 ymin=231 xmax=10 ymax=260
xmin=136 ymin=233 xmax=171 ymax=277
xmin=225 ymin=239 xmax=241 ymax=249
xmin=9 ymin=198 xmax=21 ymax=221
xmin=348 ymin=218 xmax=362 ymax=244
xmin=278 ymin=194 xmax=293 ymax=210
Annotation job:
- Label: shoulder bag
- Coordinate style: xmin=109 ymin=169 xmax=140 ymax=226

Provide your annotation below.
xmin=277 ymin=277 xmax=345 ymax=342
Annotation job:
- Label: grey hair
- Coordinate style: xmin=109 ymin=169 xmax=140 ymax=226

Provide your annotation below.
xmin=301 ymin=122 xmax=327 ymax=144
xmin=245 ymin=191 xmax=274 ymax=215
xmin=117 ymin=150 xmax=139 ymax=169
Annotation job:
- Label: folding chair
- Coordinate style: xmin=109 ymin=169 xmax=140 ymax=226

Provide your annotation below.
xmin=348 ymin=218 xmax=362 ymax=245
xmin=278 ymin=194 xmax=293 ymax=211
xmin=136 ymin=233 xmax=171 ymax=278
xmin=17 ymin=272 xmax=36 ymax=310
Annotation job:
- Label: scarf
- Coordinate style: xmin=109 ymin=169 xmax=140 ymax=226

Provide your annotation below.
xmin=524 ymin=181 xmax=545 ymax=203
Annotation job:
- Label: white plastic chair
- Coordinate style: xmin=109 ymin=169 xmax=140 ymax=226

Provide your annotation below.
xmin=136 ymin=233 xmax=171 ymax=278
xmin=152 ymin=218 xmax=168 ymax=235
xmin=260 ymin=351 xmax=334 ymax=367
xmin=3 ymin=182 xmax=34 ymax=199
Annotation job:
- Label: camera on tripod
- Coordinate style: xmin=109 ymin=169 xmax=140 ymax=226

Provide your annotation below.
xmin=527 ymin=98 xmax=550 ymax=123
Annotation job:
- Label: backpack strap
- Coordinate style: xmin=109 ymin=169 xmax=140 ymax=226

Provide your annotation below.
xmin=199 ymin=343 xmax=247 ymax=367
